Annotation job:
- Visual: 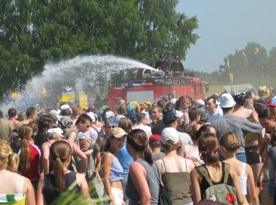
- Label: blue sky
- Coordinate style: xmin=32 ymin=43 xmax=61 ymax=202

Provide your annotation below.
xmin=176 ymin=0 xmax=276 ymax=73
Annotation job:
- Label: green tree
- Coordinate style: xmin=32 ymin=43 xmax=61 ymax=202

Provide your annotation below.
xmin=0 ymin=0 xmax=35 ymax=95
xmin=0 ymin=0 xmax=199 ymax=98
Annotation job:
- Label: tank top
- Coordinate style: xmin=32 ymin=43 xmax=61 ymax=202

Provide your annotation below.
xmin=0 ymin=176 xmax=26 ymax=205
xmin=108 ymin=153 xmax=123 ymax=182
xmin=19 ymin=144 xmax=41 ymax=180
xmin=43 ymin=172 xmax=81 ymax=204
xmin=200 ymin=162 xmax=233 ymax=199
xmin=161 ymin=159 xmax=192 ymax=204
xmin=238 ymin=163 xmax=247 ymax=196
xmin=126 ymin=159 xmax=160 ymax=205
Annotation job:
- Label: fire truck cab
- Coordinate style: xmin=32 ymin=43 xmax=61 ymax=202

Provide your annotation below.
xmin=107 ymin=76 xmax=208 ymax=110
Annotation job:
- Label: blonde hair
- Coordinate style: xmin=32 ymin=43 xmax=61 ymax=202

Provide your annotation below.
xmin=0 ymin=140 xmax=19 ymax=172
xmin=18 ymin=125 xmax=33 ymax=173
xmin=219 ymin=132 xmax=241 ymax=153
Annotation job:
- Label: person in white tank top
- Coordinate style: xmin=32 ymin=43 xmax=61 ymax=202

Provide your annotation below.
xmin=219 ymin=132 xmax=259 ymax=205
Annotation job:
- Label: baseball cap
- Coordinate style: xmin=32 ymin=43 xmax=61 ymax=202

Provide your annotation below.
xmin=86 ymin=112 xmax=98 ymax=122
xmin=175 ymin=110 xmax=184 ymax=119
xmin=47 ymin=127 xmax=64 ymax=137
xmin=149 ymin=134 xmax=162 ymax=143
xmin=126 ymin=113 xmax=137 ymax=121
xmin=159 ymin=54 xmax=164 ymax=58
xmin=58 ymin=116 xmax=73 ymax=128
xmin=163 ymin=111 xmax=177 ymax=125
xmin=105 ymin=111 xmax=115 ymax=119
xmin=220 ymin=93 xmax=236 ymax=108
xmin=196 ymin=99 xmax=205 ymax=107
xmin=60 ymin=104 xmax=70 ymax=111
xmin=161 ymin=127 xmax=179 ymax=144
xmin=108 ymin=127 xmax=127 ymax=138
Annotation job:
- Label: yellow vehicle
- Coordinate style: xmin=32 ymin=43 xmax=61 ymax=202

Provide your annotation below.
xmin=59 ymin=91 xmax=87 ymax=109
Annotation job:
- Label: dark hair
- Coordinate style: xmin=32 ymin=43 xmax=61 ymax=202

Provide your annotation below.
xmin=26 ymin=107 xmax=37 ymax=119
xmin=61 ymin=109 xmax=71 ymax=116
xmin=206 ymin=95 xmax=217 ymax=105
xmin=157 ymin=99 xmax=167 ymax=110
xmin=103 ymin=137 xmax=112 ymax=152
xmin=0 ymin=110 xmax=3 ymax=118
xmin=194 ymin=124 xmax=216 ymax=141
xmin=127 ymin=129 xmax=153 ymax=165
xmin=257 ymin=104 xmax=274 ymax=119
xmin=38 ymin=115 xmax=53 ymax=132
xmin=233 ymin=93 xmax=246 ymax=106
xmin=8 ymin=108 xmax=17 ymax=118
xmin=75 ymin=113 xmax=92 ymax=125
xmin=198 ymin=133 xmax=220 ymax=168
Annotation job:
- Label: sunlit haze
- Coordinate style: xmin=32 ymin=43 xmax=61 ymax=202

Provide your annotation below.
xmin=176 ymin=0 xmax=276 ymax=73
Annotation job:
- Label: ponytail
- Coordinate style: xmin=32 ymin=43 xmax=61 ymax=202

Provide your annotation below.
xmin=53 ymin=156 xmax=66 ymax=191
xmin=144 ymin=147 xmax=153 ymax=165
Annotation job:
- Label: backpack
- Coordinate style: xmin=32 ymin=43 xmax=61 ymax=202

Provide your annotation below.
xmin=196 ymin=163 xmax=238 ymax=205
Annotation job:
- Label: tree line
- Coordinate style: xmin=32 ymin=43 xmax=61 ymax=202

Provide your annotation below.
xmin=194 ymin=42 xmax=276 ymax=89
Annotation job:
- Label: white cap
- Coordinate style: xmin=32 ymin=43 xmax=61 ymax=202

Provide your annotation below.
xmin=197 ymin=99 xmax=205 ymax=107
xmin=220 ymin=93 xmax=236 ymax=108
xmin=175 ymin=110 xmax=184 ymax=119
xmin=170 ymin=98 xmax=177 ymax=104
xmin=87 ymin=112 xmax=97 ymax=122
xmin=161 ymin=127 xmax=179 ymax=144
xmin=47 ymin=127 xmax=64 ymax=137
xmin=105 ymin=110 xmax=115 ymax=119
xmin=60 ymin=104 xmax=70 ymax=111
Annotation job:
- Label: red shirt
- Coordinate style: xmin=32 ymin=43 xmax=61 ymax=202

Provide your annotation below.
xmin=20 ymin=144 xmax=41 ymax=180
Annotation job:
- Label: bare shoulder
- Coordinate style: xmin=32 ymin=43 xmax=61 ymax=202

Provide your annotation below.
xmin=130 ymin=161 xmax=146 ymax=172
xmin=245 ymin=163 xmax=253 ymax=174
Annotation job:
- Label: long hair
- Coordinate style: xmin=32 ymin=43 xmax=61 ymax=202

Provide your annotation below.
xmin=18 ymin=125 xmax=33 ymax=173
xmin=50 ymin=140 xmax=72 ymax=191
xmin=198 ymin=133 xmax=220 ymax=168
xmin=127 ymin=129 xmax=153 ymax=165
xmin=0 ymin=140 xmax=19 ymax=172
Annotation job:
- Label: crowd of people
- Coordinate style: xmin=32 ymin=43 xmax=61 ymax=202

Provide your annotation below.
xmin=0 ymin=85 xmax=276 ymax=205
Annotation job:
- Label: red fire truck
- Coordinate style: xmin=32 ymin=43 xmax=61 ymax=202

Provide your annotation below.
xmin=107 ymin=76 xmax=208 ymax=110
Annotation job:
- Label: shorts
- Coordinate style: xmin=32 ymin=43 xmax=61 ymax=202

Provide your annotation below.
xmin=245 ymin=145 xmax=264 ymax=164
xmin=111 ymin=187 xmax=124 ymax=205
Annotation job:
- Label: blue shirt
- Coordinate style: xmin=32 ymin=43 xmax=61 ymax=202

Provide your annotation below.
xmin=117 ymin=143 xmax=133 ymax=173
xmin=110 ymin=154 xmax=124 ymax=182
